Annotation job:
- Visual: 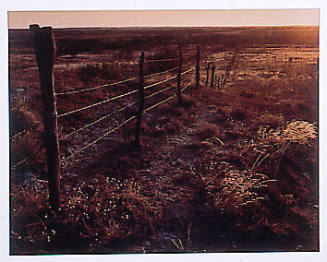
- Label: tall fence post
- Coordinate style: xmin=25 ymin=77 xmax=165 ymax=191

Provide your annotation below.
xmin=205 ymin=63 xmax=211 ymax=87
xmin=196 ymin=45 xmax=200 ymax=88
xmin=210 ymin=64 xmax=216 ymax=89
xmin=30 ymin=24 xmax=60 ymax=211
xmin=177 ymin=44 xmax=183 ymax=106
xmin=135 ymin=51 xmax=145 ymax=147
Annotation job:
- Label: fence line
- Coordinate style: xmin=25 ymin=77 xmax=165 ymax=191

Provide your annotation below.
xmin=56 ymin=55 xmax=196 ymax=97
xmin=57 ymin=89 xmax=138 ymax=118
xmin=62 ymin=80 xmax=192 ymax=164
xmin=62 ymin=115 xmax=136 ymax=164
xmin=27 ymin=24 xmax=202 ymax=210
xmin=56 ymin=56 xmax=195 ymax=97
xmin=62 ymin=101 xmax=136 ymax=140
xmin=56 ymin=64 xmax=180 ymax=96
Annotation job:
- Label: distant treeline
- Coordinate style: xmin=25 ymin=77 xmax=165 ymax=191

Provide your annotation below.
xmin=9 ymin=26 xmax=319 ymax=56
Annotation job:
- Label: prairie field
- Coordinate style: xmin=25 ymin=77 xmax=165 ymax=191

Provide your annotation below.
xmin=9 ymin=26 xmax=319 ymax=254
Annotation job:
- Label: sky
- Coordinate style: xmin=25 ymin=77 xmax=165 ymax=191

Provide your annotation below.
xmin=8 ymin=9 xmax=319 ymax=29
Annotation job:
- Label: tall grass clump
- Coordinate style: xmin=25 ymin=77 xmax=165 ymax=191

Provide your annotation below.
xmin=10 ymin=176 xmax=160 ymax=254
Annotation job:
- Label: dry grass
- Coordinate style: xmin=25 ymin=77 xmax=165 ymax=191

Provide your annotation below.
xmin=9 ymin=27 xmax=319 ymax=253
xmin=10 ymin=176 xmax=160 ymax=254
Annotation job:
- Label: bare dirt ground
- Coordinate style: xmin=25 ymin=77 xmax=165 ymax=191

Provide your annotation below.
xmin=9 ymin=27 xmax=319 ymax=254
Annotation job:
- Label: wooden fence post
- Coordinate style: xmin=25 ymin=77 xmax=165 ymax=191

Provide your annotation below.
xmin=177 ymin=44 xmax=183 ymax=106
xmin=30 ymin=24 xmax=60 ymax=210
xmin=135 ymin=51 xmax=145 ymax=147
xmin=196 ymin=46 xmax=200 ymax=88
xmin=205 ymin=63 xmax=210 ymax=87
xmin=210 ymin=64 xmax=216 ymax=89
xmin=217 ymin=75 xmax=221 ymax=89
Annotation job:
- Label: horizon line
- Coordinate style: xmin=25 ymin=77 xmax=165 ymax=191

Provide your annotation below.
xmin=9 ymin=24 xmax=320 ymax=30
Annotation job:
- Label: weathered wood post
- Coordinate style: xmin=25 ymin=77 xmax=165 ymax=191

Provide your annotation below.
xmin=210 ymin=64 xmax=216 ymax=89
xmin=217 ymin=75 xmax=221 ymax=89
xmin=30 ymin=24 xmax=60 ymax=210
xmin=196 ymin=45 xmax=200 ymax=88
xmin=135 ymin=51 xmax=145 ymax=147
xmin=177 ymin=44 xmax=183 ymax=106
xmin=205 ymin=63 xmax=211 ymax=87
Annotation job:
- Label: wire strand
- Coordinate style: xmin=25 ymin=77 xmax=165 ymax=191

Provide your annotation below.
xmin=145 ymin=85 xmax=175 ymax=100
xmin=61 ymin=101 xmax=136 ymax=140
xmin=181 ymin=82 xmax=192 ymax=92
xmin=10 ymin=130 xmax=26 ymax=142
xmin=144 ymin=75 xmax=178 ymax=90
xmin=144 ymin=65 xmax=179 ymax=78
xmin=62 ymin=115 xmax=136 ymax=164
xmin=144 ymin=57 xmax=179 ymax=63
xmin=144 ymin=94 xmax=176 ymax=113
xmin=56 ymin=76 xmax=137 ymax=96
xmin=181 ymin=66 xmax=195 ymax=76
xmin=143 ymin=66 xmax=194 ymax=91
xmin=57 ymin=89 xmax=138 ymax=118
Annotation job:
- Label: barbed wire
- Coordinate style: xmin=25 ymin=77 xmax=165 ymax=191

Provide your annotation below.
xmin=145 ymin=85 xmax=175 ymax=100
xmin=61 ymin=101 xmax=136 ymax=140
xmin=61 ymin=115 xmax=136 ymax=164
xmin=56 ymin=89 xmax=138 ymax=118
xmin=56 ymin=64 xmax=182 ymax=97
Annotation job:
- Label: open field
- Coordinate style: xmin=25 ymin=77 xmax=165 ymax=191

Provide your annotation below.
xmin=9 ymin=26 xmax=319 ymax=254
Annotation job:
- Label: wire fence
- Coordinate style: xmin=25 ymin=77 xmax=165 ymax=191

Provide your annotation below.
xmin=12 ymin=24 xmax=210 ymax=210
xmin=59 ymin=63 xmax=196 ymax=164
xmin=11 ymin=44 xmax=200 ymax=175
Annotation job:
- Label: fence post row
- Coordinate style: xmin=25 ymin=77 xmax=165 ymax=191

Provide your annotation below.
xmin=29 ymin=24 xmax=61 ymax=211
xmin=135 ymin=51 xmax=145 ymax=146
xmin=210 ymin=64 xmax=216 ymax=89
xmin=196 ymin=45 xmax=200 ymax=88
xmin=177 ymin=44 xmax=183 ymax=106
